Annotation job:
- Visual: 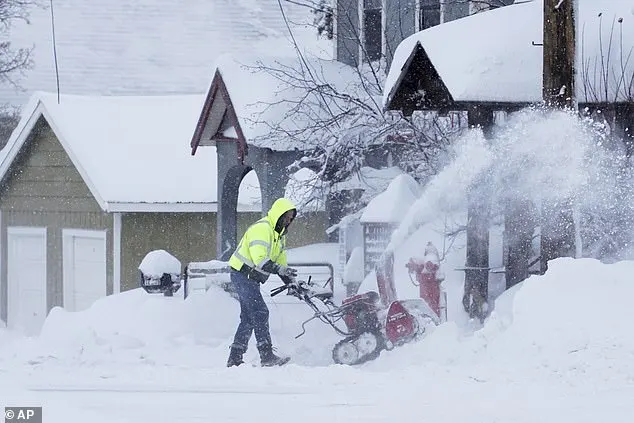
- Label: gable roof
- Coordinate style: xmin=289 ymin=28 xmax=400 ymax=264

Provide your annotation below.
xmin=383 ymin=0 xmax=634 ymax=111
xmin=2 ymin=0 xmax=330 ymax=108
xmin=191 ymin=53 xmax=376 ymax=153
xmin=0 ymin=91 xmax=260 ymax=212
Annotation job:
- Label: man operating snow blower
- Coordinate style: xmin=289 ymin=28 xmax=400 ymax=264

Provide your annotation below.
xmin=226 ymin=197 xmax=298 ymax=367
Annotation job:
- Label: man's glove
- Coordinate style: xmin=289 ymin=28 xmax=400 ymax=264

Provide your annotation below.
xmin=276 ymin=264 xmax=298 ymax=279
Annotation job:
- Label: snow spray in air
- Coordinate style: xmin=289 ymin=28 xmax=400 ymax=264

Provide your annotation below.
xmin=387 ymin=105 xmax=633 ymax=261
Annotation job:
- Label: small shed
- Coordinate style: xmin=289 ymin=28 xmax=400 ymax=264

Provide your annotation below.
xmin=359 ymin=173 xmax=421 ymax=275
xmin=0 ymin=92 xmax=260 ymax=335
xmin=326 ymin=166 xmax=408 ymax=285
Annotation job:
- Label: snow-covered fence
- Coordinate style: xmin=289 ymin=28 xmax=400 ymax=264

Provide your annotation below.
xmin=183 ymin=260 xmax=232 ymax=299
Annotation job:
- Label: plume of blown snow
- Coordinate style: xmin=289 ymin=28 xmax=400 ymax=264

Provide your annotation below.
xmin=388 ymin=126 xmax=493 ymax=251
xmin=388 ymin=105 xmax=626 ymax=254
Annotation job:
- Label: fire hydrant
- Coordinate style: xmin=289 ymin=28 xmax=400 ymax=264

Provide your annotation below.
xmin=406 ymin=242 xmax=445 ymax=318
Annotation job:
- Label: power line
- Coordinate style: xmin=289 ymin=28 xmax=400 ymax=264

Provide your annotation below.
xmin=49 ymin=0 xmax=61 ymax=104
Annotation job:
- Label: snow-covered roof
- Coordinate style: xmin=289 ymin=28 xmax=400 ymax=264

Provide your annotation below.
xmin=360 ymin=173 xmax=421 ymax=223
xmin=334 ymin=166 xmax=406 ymax=197
xmin=191 ymin=53 xmax=375 ymax=152
xmin=384 ymin=0 xmax=634 ymax=110
xmin=0 ymin=91 xmax=259 ymax=212
xmin=1 ymin=0 xmax=331 ymax=108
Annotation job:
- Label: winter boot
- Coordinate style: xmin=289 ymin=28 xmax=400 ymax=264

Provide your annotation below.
xmin=226 ymin=346 xmax=245 ymax=367
xmin=258 ymin=344 xmax=290 ymax=367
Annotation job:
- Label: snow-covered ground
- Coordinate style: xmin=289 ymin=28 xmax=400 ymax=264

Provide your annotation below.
xmin=1 ymin=256 xmax=633 ymax=422
xmin=2 ymin=104 xmax=634 ymax=422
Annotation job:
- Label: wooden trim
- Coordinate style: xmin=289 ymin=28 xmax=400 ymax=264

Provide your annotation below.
xmin=0 ymin=104 xmax=46 ymax=188
xmin=113 ymin=212 xmax=122 ymax=294
xmin=190 ymin=70 xmax=248 ymax=163
xmin=211 ymin=136 xmax=245 ymax=143
xmin=384 ymin=42 xmax=422 ymax=111
xmin=386 ymin=43 xmax=454 ymax=115
xmin=190 ymin=71 xmax=221 ymax=155
xmin=106 ymin=202 xmax=218 ymax=213
xmin=215 ymin=74 xmax=248 ymax=163
xmin=0 ymin=210 xmax=3 ymax=326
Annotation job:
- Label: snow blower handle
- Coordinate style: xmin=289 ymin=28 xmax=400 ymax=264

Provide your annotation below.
xmin=270 ymin=285 xmax=288 ymax=297
xmin=271 ymin=276 xmax=312 ymax=298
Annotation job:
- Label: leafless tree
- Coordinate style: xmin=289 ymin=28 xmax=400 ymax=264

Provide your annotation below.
xmin=245 ymin=52 xmax=463 ymax=215
xmin=0 ymin=0 xmax=41 ymax=147
xmin=577 ymin=12 xmax=634 ymax=260
xmin=580 ymin=14 xmax=634 ymax=105
xmin=0 ymin=0 xmax=39 ymax=88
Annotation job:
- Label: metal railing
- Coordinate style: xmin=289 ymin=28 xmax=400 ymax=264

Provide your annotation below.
xmin=183 ymin=261 xmax=335 ymax=300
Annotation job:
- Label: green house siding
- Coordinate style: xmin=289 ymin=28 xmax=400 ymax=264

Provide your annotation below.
xmin=119 ymin=211 xmax=299 ymax=291
xmin=235 ymin=210 xmax=328 ymax=250
xmin=0 ymin=116 xmax=330 ymax=324
xmin=0 ymin=118 xmax=103 ymax=212
xmin=120 ymin=212 xmax=218 ymax=291
xmin=0 ymin=118 xmax=113 ymax=323
xmin=286 ymin=211 xmax=328 ymax=249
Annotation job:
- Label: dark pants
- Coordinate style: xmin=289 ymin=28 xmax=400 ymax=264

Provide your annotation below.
xmin=230 ymin=269 xmax=272 ymax=352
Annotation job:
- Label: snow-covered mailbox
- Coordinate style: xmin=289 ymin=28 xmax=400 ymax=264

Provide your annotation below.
xmin=359 ymin=174 xmax=421 ymax=275
xmin=139 ymin=250 xmax=182 ymax=296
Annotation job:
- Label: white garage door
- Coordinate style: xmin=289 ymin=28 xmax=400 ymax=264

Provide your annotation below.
xmin=7 ymin=227 xmax=48 ymax=336
xmin=63 ymin=229 xmax=107 ymax=312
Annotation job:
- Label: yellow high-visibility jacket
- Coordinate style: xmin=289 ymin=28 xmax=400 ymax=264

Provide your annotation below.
xmin=229 ymin=198 xmax=296 ymax=283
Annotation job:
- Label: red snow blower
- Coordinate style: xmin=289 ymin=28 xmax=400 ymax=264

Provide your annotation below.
xmin=270 ymin=275 xmax=440 ymax=365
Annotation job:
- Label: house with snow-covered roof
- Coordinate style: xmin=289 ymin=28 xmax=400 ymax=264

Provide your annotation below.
xmin=383 ymin=0 xmax=634 ymax=116
xmin=1 ymin=0 xmax=328 ymax=109
xmin=333 ymin=0 xmax=515 ymax=68
xmin=0 ymin=91 xmax=328 ymax=336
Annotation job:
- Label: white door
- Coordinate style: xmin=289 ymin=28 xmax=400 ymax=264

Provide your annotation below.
xmin=63 ymin=229 xmax=107 ymax=312
xmin=7 ymin=227 xmax=48 ymax=336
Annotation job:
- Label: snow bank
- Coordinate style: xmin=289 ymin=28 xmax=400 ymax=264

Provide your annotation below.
xmin=0 ymin=280 xmax=342 ymax=369
xmin=3 ymin=256 xmax=632 ymax=379
xmin=1 ymin=254 xmax=634 ymax=422
xmin=365 ymin=257 xmax=634 ymax=385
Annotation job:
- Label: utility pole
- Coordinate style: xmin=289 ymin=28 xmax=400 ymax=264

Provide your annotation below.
xmin=540 ymin=0 xmax=578 ymax=273
xmin=542 ymin=0 xmax=577 ymax=108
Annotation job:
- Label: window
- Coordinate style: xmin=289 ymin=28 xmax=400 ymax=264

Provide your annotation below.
xmin=420 ymin=0 xmax=440 ymax=30
xmin=363 ymin=0 xmax=382 ymax=62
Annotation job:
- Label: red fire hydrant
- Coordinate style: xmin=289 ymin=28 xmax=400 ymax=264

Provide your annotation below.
xmin=406 ymin=242 xmax=444 ymax=318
